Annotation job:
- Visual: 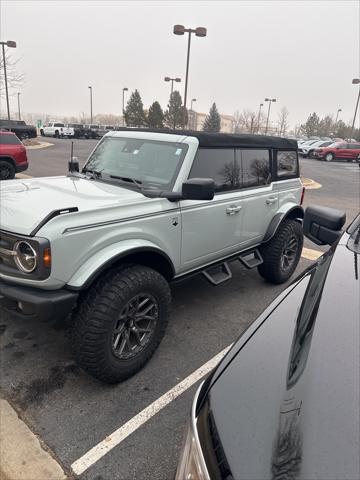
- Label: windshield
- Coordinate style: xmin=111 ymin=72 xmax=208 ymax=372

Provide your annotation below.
xmin=83 ymin=136 xmax=188 ymax=190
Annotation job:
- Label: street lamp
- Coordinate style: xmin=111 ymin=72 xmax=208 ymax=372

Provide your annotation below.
xmin=264 ymin=98 xmax=276 ymax=134
xmin=257 ymin=103 xmax=264 ymax=133
xmin=350 ymin=78 xmax=360 ymax=140
xmin=17 ymin=92 xmax=21 ymax=120
xmin=0 ymin=40 xmax=17 ymax=128
xmin=122 ymin=87 xmax=128 ymax=126
xmin=190 ymin=98 xmax=197 ymax=129
xmin=173 ymin=24 xmax=207 ymax=127
xmin=164 ymin=76 xmax=181 ymax=96
xmin=335 ymin=108 xmax=342 ymax=123
xmin=88 ymin=86 xmax=93 ymax=124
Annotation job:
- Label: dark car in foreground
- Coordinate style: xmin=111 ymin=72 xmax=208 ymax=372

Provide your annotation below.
xmin=0 ymin=131 xmax=29 ymax=179
xmin=0 ymin=119 xmax=37 ymax=140
xmin=313 ymin=141 xmax=360 ymax=162
xmin=176 ymin=205 xmax=359 ymax=480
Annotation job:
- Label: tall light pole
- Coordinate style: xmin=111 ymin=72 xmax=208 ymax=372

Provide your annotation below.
xmin=88 ymin=86 xmax=93 ymax=124
xmin=164 ymin=77 xmax=181 ymax=96
xmin=190 ymin=98 xmax=197 ymax=129
xmin=257 ymin=103 xmax=263 ymax=133
xmin=350 ymin=78 xmax=360 ymax=140
xmin=0 ymin=40 xmax=17 ymax=129
xmin=173 ymin=24 xmax=207 ymax=127
xmin=17 ymin=92 xmax=21 ymax=120
xmin=265 ymin=98 xmax=276 ymax=134
xmin=122 ymin=87 xmax=128 ymax=126
xmin=335 ymin=108 xmax=342 ymax=123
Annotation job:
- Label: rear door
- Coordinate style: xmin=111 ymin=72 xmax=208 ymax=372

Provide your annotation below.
xmin=180 ymin=148 xmax=246 ymax=271
xmin=335 ymin=143 xmax=348 ymax=158
xmin=347 ymin=143 xmax=360 ymax=160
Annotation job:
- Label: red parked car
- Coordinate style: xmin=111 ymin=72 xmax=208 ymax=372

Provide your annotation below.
xmin=313 ymin=141 xmax=360 ymax=162
xmin=0 ymin=131 xmax=29 ymax=180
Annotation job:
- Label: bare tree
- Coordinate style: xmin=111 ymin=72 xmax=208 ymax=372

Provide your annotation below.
xmin=233 ymin=109 xmax=259 ymax=134
xmin=0 ymin=53 xmax=25 ymax=99
xmin=277 ymin=107 xmax=289 ymax=136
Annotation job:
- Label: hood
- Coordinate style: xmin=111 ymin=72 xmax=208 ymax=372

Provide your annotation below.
xmin=0 ymin=176 xmax=144 ymax=236
xmin=206 ymin=241 xmax=359 ymax=480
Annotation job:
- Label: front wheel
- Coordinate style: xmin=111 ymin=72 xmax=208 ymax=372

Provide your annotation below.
xmin=258 ymin=219 xmax=303 ymax=284
xmin=325 ymin=152 xmax=334 ymax=162
xmin=72 ymin=265 xmax=171 ymax=383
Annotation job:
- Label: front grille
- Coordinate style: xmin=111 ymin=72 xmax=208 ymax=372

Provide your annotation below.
xmin=208 ymin=411 xmax=233 ymax=480
xmin=0 ymin=231 xmax=17 ymax=271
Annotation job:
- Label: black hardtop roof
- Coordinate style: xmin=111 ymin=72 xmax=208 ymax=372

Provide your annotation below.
xmin=113 ymin=127 xmax=298 ymax=150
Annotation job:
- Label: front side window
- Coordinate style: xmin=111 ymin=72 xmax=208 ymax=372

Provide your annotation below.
xmin=84 ymin=137 xmax=188 ymax=190
xmin=237 ymin=149 xmax=271 ymax=188
xmin=189 ymin=148 xmax=236 ymax=192
xmin=277 ymin=151 xmax=298 ymax=177
xmin=0 ymin=133 xmax=21 ymax=145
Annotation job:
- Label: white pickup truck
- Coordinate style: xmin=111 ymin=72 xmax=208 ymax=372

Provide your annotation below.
xmin=40 ymin=122 xmax=74 ymax=138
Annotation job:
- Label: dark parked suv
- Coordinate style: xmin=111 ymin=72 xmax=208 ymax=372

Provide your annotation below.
xmin=177 ymin=205 xmax=359 ymax=480
xmin=0 ymin=119 xmax=37 ymax=140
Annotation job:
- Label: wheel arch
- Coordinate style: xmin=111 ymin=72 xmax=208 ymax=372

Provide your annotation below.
xmin=262 ymin=205 xmax=304 ymax=244
xmin=67 ymin=245 xmax=175 ymax=291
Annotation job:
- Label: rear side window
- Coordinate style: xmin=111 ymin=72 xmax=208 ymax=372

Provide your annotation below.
xmin=236 ymin=149 xmax=271 ymax=188
xmin=276 ymin=151 xmax=298 ymax=178
xmin=0 ymin=133 xmax=21 ymax=145
xmin=348 ymin=143 xmax=360 ymax=150
xmin=54 ymin=123 xmax=64 ymax=127
xmin=189 ymin=148 xmax=236 ymax=192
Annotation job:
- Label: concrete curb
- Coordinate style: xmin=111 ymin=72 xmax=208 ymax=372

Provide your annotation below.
xmin=301 ymin=177 xmax=322 ymax=189
xmin=25 ymin=142 xmax=54 ymax=150
xmin=0 ymin=399 xmax=68 ymax=480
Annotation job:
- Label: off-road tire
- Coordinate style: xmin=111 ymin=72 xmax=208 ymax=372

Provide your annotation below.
xmin=54 ymin=130 xmax=59 ymax=138
xmin=71 ymin=265 xmax=171 ymax=383
xmin=0 ymin=160 xmax=15 ymax=180
xmin=258 ymin=219 xmax=303 ymax=284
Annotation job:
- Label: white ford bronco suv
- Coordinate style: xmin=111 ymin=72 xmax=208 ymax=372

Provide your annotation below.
xmin=0 ymin=129 xmax=304 ymax=383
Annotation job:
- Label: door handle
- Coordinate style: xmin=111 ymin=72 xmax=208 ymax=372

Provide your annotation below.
xmin=226 ymin=205 xmax=242 ymax=215
xmin=266 ymin=197 xmax=277 ymax=205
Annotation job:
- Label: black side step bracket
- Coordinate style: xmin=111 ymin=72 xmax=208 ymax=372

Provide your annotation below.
xmin=203 ymin=262 xmax=232 ymax=286
xmin=238 ymin=249 xmax=263 ymax=269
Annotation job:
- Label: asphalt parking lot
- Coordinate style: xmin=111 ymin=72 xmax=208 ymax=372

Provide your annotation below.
xmin=1 ymin=137 xmax=359 ymax=479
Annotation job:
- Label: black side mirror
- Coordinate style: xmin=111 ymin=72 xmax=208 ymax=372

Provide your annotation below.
xmin=182 ymin=178 xmax=215 ymax=201
xmin=68 ymin=156 xmax=79 ymax=173
xmin=303 ymin=205 xmax=346 ymax=246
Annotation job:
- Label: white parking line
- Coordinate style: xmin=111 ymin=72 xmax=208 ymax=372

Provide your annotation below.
xmin=71 ymin=345 xmax=231 ymax=476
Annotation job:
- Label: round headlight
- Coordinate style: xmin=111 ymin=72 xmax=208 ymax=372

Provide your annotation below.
xmin=14 ymin=241 xmax=37 ymax=273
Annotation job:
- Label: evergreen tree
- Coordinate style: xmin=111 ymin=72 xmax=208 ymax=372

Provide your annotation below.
xmin=164 ymin=91 xmax=187 ymax=129
xmin=147 ymin=101 xmax=164 ymax=128
xmin=124 ymin=89 xmax=146 ymax=127
xmin=318 ymin=115 xmax=334 ymax=137
xmin=202 ymin=102 xmax=221 ymax=132
xmin=300 ymin=112 xmax=320 ymax=137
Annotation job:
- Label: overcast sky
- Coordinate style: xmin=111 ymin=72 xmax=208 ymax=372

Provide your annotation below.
xmin=1 ymin=0 xmax=359 ymax=128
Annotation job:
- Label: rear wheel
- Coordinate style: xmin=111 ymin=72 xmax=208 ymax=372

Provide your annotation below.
xmin=72 ymin=265 xmax=171 ymax=383
xmin=0 ymin=160 xmax=15 ymax=180
xmin=40 ymin=129 xmax=45 ymax=136
xmin=258 ymin=219 xmax=303 ymax=284
xmin=325 ymin=152 xmax=334 ymax=162
xmin=54 ymin=130 xmax=59 ymax=138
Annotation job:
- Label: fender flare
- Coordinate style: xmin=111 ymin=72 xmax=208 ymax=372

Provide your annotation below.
xmin=66 ymin=239 xmax=175 ymax=290
xmin=262 ymin=205 xmax=304 ymax=244
xmin=0 ymin=155 xmax=16 ymax=169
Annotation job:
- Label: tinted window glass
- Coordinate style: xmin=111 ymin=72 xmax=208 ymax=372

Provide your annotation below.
xmin=237 ymin=149 xmax=271 ymax=188
xmin=348 ymin=143 xmax=360 ymax=150
xmin=0 ymin=133 xmax=21 ymax=145
xmin=337 ymin=143 xmax=346 ymax=149
xmin=277 ymin=151 xmax=298 ymax=177
xmin=54 ymin=123 xmax=64 ymax=127
xmin=189 ymin=148 xmax=236 ymax=192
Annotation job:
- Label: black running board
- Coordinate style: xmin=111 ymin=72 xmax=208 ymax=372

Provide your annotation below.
xmin=203 ymin=262 xmax=232 ymax=286
xmin=238 ymin=248 xmax=263 ymax=269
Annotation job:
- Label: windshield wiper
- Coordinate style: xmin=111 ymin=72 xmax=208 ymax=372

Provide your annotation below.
xmin=109 ymin=175 xmax=143 ymax=190
xmin=83 ymin=168 xmax=103 ymax=179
